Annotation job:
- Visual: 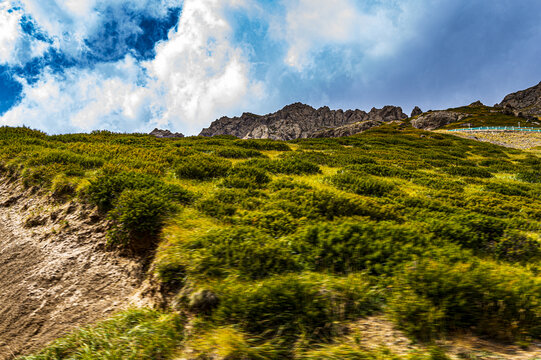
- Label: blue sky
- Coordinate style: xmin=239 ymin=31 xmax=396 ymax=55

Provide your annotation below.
xmin=0 ymin=0 xmax=540 ymax=135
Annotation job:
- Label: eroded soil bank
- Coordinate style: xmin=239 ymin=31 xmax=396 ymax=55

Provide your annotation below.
xmin=0 ymin=179 xmax=148 ymax=359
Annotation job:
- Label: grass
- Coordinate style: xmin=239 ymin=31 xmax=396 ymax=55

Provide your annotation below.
xmin=2 ymin=124 xmax=539 ymax=359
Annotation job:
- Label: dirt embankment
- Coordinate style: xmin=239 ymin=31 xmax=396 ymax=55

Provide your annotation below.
xmin=0 ymin=178 xmax=150 ymax=359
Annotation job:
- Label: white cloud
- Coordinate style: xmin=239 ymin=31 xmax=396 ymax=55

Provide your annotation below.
xmin=0 ymin=2 xmax=49 ymax=65
xmin=275 ymin=0 xmax=418 ymax=70
xmin=0 ymin=0 xmax=265 ymax=135
xmin=147 ymin=0 xmax=265 ymax=134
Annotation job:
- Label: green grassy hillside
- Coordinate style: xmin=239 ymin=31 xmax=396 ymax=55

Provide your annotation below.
xmin=1 ymin=125 xmax=540 ymax=359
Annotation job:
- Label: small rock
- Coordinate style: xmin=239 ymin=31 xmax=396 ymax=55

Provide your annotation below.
xmin=189 ymin=289 xmax=220 ymax=314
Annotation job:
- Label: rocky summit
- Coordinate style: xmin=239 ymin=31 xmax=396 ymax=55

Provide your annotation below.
xmin=150 ymin=128 xmax=185 ymax=138
xmin=199 ymin=103 xmax=407 ymax=140
xmin=496 ymin=81 xmax=541 ymax=116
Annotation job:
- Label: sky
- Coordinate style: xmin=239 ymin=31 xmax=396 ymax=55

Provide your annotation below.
xmin=0 ymin=0 xmax=540 ymax=135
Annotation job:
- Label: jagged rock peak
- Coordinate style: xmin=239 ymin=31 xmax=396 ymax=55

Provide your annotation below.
xmin=411 ymin=106 xmax=423 ymax=117
xmin=149 ymin=128 xmax=185 ymax=138
xmin=199 ymin=103 xmax=407 ymax=140
xmin=469 ymin=100 xmax=484 ymax=107
xmin=497 ymin=81 xmax=541 ymax=115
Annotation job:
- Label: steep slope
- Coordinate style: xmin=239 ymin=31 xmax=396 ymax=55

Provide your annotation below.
xmin=199 ymin=103 xmax=407 ymax=140
xmin=0 ymin=179 xmax=149 ymax=359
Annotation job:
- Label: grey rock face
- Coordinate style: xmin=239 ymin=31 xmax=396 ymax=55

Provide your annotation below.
xmin=199 ymin=103 xmax=407 ymax=140
xmin=310 ymin=120 xmax=385 ymax=138
xmin=497 ymin=81 xmax=541 ymax=116
xmin=149 ymin=128 xmax=185 ymax=138
xmin=411 ymin=111 xmax=467 ymax=130
xmin=410 ymin=106 xmax=423 ymax=117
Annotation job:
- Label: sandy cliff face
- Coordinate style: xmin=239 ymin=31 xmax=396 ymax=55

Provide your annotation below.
xmin=0 ymin=179 xmax=149 ymax=359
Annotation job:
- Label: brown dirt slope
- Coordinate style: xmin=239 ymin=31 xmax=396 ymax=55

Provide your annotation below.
xmin=0 ymin=179 xmax=148 ymax=359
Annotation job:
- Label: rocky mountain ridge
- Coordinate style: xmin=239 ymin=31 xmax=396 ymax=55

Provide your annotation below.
xmin=151 ymin=81 xmax=541 ymax=140
xmin=496 ymin=81 xmax=541 ymax=116
xmin=198 ymin=103 xmax=407 ymax=140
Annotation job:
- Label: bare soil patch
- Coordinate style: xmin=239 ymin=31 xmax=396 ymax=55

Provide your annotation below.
xmin=353 ymin=316 xmax=541 ymax=360
xmin=0 ymin=179 xmax=149 ymax=359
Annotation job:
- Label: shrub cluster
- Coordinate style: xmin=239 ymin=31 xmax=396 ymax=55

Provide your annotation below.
xmin=175 ymin=154 xmax=231 ymax=180
xmin=329 ymin=171 xmax=395 ymax=197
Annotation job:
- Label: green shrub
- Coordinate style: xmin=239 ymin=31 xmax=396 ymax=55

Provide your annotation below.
xmin=517 ymin=169 xmax=541 ymax=183
xmin=213 ymin=273 xmax=381 ymax=341
xmin=87 ymin=169 xmax=193 ymax=211
xmin=245 ymin=158 xmax=321 ymax=175
xmin=197 ymin=188 xmax=266 ymax=218
xmin=233 ymin=139 xmax=291 ymax=151
xmin=390 ymin=260 xmax=541 ymax=342
xmin=222 ymin=165 xmax=271 ymax=189
xmin=107 ymin=189 xmax=177 ymax=249
xmin=25 ymin=309 xmax=184 ymax=360
xmin=484 ymin=181 xmax=530 ymax=197
xmin=268 ymin=189 xmax=394 ymax=221
xmin=487 ymin=230 xmax=541 ymax=262
xmin=215 ymin=147 xmax=266 ymax=159
xmin=427 ymin=213 xmax=507 ymax=251
xmin=236 ymin=209 xmax=299 ymax=237
xmin=182 ymin=226 xmax=301 ymax=279
xmin=290 ymin=221 xmax=432 ymax=274
xmin=442 ymin=166 xmax=493 ymax=178
xmin=27 ymin=150 xmax=104 ymax=169
xmin=175 ymin=154 xmax=231 ymax=180
xmin=345 ymin=163 xmax=413 ymax=179
xmin=329 ymin=171 xmax=395 ymax=197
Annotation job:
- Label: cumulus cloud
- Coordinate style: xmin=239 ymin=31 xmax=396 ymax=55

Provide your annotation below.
xmin=274 ymin=0 xmax=419 ymax=70
xmin=0 ymin=0 xmax=264 ymax=135
xmin=0 ymin=3 xmax=48 ymax=65
xmin=147 ymin=0 xmax=265 ymax=134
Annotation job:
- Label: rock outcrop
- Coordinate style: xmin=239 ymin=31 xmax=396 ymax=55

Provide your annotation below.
xmin=411 ymin=111 xmax=467 ymax=131
xmin=310 ymin=120 xmax=385 ymax=138
xmin=496 ymin=81 xmax=541 ymax=116
xmin=199 ymin=103 xmax=407 ymax=140
xmin=150 ymin=128 xmax=185 ymax=138
xmin=410 ymin=106 xmax=423 ymax=117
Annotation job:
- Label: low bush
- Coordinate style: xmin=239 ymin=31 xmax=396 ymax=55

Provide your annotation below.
xmin=268 ymin=189 xmax=394 ymax=221
xmin=389 ymin=260 xmax=541 ymax=342
xmin=215 ymin=147 xmax=266 ymax=159
xmin=213 ymin=273 xmax=381 ymax=342
xmin=222 ymin=165 xmax=271 ymax=189
xmin=484 ymin=181 xmax=530 ymax=197
xmin=233 ymin=139 xmax=291 ymax=151
xmin=25 ymin=309 xmax=184 ymax=360
xmin=181 ymin=226 xmax=301 ymax=279
xmin=427 ymin=213 xmax=507 ymax=251
xmin=27 ymin=150 xmax=104 ymax=169
xmin=290 ymin=221 xmax=432 ymax=275
xmin=175 ymin=154 xmax=231 ymax=180
xmin=236 ymin=209 xmax=299 ymax=237
xmin=329 ymin=171 xmax=395 ymax=197
xmin=87 ymin=169 xmax=193 ymax=211
xmin=107 ymin=189 xmax=177 ymax=249
xmin=345 ymin=163 xmax=413 ymax=179
xmin=517 ymin=169 xmax=541 ymax=183
xmin=442 ymin=166 xmax=493 ymax=178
